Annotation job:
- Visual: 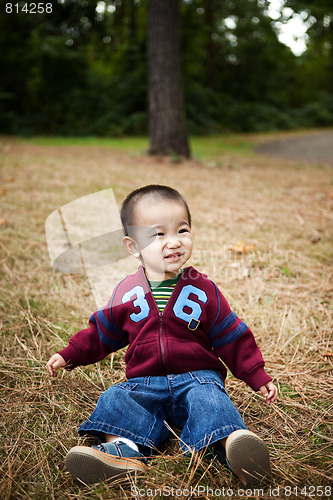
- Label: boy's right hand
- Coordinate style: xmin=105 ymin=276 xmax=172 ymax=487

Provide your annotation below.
xmin=46 ymin=354 xmax=66 ymax=377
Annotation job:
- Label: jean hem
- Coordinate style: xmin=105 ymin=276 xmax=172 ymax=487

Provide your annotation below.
xmin=78 ymin=422 xmax=156 ymax=450
xmin=183 ymin=425 xmax=247 ymax=454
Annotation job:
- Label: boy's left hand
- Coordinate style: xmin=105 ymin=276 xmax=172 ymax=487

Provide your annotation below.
xmin=259 ymin=381 xmax=278 ymax=404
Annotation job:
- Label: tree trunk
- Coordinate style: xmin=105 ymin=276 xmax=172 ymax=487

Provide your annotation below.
xmin=147 ymin=0 xmax=190 ymax=157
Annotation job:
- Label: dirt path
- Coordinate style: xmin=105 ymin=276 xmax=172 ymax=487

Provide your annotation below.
xmin=256 ymin=130 xmax=333 ymax=165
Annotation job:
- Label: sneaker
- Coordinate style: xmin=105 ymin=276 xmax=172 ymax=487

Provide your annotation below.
xmin=65 ymin=441 xmax=148 ymax=484
xmin=225 ymin=430 xmax=271 ymax=487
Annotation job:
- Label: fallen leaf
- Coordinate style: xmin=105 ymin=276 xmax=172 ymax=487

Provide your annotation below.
xmin=6 ymin=176 xmax=15 ymax=183
xmin=322 ymin=350 xmax=333 ymax=358
xmin=0 ymin=188 xmax=6 ymax=195
xmin=0 ymin=218 xmax=8 ymax=226
xmin=309 ymin=235 xmax=321 ymax=244
xmin=228 ymin=241 xmax=256 ymax=254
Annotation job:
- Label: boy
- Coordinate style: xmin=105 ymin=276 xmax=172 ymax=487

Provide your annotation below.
xmin=47 ymin=185 xmax=277 ymax=487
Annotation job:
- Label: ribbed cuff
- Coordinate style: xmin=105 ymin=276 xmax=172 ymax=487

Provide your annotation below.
xmin=242 ymin=366 xmax=272 ymax=392
xmin=58 ymin=342 xmax=82 ymax=370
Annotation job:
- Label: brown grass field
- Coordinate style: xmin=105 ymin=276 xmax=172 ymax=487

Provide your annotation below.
xmin=0 ymin=133 xmax=332 ymax=499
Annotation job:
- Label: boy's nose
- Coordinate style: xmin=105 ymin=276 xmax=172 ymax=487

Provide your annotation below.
xmin=166 ymin=235 xmax=181 ymax=248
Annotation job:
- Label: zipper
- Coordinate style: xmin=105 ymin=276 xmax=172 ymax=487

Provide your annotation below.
xmin=155 ymin=269 xmax=186 ymax=374
xmin=158 ymin=310 xmax=167 ymax=373
xmin=140 ymin=265 xmax=188 ymax=374
xmin=139 ymin=266 xmax=168 ymax=373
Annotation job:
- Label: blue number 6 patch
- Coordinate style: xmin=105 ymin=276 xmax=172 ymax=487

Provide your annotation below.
xmin=121 ymin=286 xmax=150 ymax=322
xmin=173 ymin=285 xmax=207 ymax=323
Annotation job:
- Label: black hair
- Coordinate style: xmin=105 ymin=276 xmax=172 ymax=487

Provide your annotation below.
xmin=120 ymin=184 xmax=191 ymax=236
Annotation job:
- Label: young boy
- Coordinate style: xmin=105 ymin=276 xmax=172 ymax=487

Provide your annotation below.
xmin=47 ymin=185 xmax=277 ymax=487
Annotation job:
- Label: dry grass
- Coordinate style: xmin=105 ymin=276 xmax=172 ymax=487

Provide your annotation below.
xmin=0 ymin=133 xmax=332 ymax=499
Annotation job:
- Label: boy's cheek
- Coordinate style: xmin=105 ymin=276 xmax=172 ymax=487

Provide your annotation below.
xmin=184 ymin=236 xmax=193 ymax=247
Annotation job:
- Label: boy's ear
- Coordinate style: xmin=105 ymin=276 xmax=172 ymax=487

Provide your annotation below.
xmin=123 ymin=236 xmax=140 ymax=258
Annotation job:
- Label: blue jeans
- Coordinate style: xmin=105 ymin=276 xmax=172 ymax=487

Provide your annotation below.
xmin=79 ymin=370 xmax=247 ymax=456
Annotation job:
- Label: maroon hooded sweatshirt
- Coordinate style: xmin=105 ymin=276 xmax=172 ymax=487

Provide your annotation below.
xmin=59 ymin=266 xmax=272 ymax=392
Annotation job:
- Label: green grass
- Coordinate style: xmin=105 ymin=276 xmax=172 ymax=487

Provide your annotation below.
xmin=22 ymin=134 xmax=256 ymax=159
xmin=23 ymin=135 xmax=150 ymax=150
xmin=191 ymin=135 xmax=255 ymax=159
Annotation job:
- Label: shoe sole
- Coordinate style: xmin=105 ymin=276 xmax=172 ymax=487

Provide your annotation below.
xmin=225 ymin=430 xmax=271 ymax=488
xmin=65 ymin=446 xmax=148 ymax=484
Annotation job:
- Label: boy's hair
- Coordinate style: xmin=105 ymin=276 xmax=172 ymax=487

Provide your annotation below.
xmin=121 ymin=184 xmax=191 ymax=236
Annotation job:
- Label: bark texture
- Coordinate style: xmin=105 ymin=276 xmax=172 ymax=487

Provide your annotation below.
xmin=147 ymin=0 xmax=190 ymax=157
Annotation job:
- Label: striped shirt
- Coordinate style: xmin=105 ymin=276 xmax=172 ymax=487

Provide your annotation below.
xmin=149 ymin=272 xmax=182 ymax=312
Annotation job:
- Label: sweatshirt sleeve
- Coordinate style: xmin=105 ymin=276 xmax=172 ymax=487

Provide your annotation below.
xmin=208 ymin=284 xmax=272 ymax=391
xmin=58 ymin=299 xmax=128 ymax=370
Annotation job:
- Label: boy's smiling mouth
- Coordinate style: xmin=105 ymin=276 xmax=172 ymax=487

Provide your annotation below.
xmin=165 ymin=252 xmax=182 ymax=261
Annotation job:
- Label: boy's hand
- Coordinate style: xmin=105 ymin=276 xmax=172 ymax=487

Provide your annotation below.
xmin=259 ymin=381 xmax=278 ymax=404
xmin=46 ymin=354 xmax=66 ymax=377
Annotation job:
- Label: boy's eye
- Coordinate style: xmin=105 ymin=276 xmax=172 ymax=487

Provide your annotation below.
xmin=150 ymin=231 xmax=164 ymax=238
xmin=179 ymin=228 xmax=189 ymax=234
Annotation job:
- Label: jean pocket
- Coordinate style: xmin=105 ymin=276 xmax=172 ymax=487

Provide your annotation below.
xmin=116 ymin=381 xmax=139 ymax=391
xmin=191 ymin=372 xmax=225 ymax=391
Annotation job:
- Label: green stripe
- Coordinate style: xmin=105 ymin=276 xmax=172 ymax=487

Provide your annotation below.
xmin=152 ymin=286 xmax=174 ymax=311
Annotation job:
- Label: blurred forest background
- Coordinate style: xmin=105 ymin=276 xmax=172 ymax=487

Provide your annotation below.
xmin=1 ymin=0 xmax=332 ymax=137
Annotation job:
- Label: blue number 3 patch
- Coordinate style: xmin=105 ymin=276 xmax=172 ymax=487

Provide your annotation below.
xmin=121 ymin=286 xmax=150 ymax=323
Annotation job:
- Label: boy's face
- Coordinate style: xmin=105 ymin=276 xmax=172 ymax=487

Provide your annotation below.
xmin=123 ymin=197 xmax=193 ymax=281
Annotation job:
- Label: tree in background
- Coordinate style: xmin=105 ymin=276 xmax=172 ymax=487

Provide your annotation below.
xmin=284 ymin=0 xmax=333 ymax=126
xmin=0 ymin=0 xmax=332 ymax=137
xmin=147 ymin=0 xmax=190 ymax=157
